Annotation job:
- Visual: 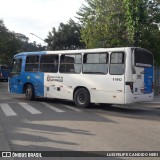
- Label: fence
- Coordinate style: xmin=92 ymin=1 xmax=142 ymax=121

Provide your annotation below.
xmin=154 ymin=66 xmax=160 ymax=96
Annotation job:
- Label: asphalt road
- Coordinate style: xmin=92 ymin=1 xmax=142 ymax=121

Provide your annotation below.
xmin=0 ymin=81 xmax=160 ymax=159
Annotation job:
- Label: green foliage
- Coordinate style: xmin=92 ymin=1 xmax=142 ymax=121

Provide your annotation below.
xmin=1 ymin=1 xmax=160 ymax=65
xmin=124 ymin=0 xmax=148 ymax=46
xmin=77 ymin=0 xmax=160 ymax=65
xmin=45 ymin=19 xmax=84 ymax=50
xmin=15 ymin=33 xmax=46 ymax=53
xmin=0 ymin=19 xmax=18 ymax=64
xmin=77 ymin=0 xmax=127 ymax=48
xmin=0 ymin=19 xmax=45 ymax=64
xmin=124 ymin=0 xmax=160 ymax=65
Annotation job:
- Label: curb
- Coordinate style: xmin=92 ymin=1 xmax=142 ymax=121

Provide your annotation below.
xmin=141 ymin=102 xmax=160 ymax=104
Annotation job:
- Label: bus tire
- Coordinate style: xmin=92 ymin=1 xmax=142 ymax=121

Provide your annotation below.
xmin=25 ymin=84 xmax=34 ymax=101
xmin=74 ymin=88 xmax=90 ymax=108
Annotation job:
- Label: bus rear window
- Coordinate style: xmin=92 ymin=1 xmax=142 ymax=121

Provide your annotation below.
xmin=134 ymin=49 xmax=153 ymax=67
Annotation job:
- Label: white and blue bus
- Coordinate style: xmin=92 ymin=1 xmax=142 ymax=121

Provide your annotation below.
xmin=9 ymin=47 xmax=154 ymax=107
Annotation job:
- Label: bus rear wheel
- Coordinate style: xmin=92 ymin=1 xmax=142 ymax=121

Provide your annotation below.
xmin=25 ymin=84 xmax=34 ymax=101
xmin=74 ymin=88 xmax=90 ymax=108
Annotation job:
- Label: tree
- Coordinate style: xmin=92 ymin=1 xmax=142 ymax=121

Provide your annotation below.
xmin=145 ymin=0 xmax=160 ymax=65
xmin=0 ymin=19 xmax=9 ymax=61
xmin=45 ymin=19 xmax=84 ymax=50
xmin=124 ymin=0 xmax=148 ymax=46
xmin=124 ymin=0 xmax=160 ymax=45
xmin=77 ymin=0 xmax=160 ymax=65
xmin=14 ymin=33 xmax=46 ymax=52
xmin=77 ymin=0 xmax=127 ymax=48
xmin=0 ymin=19 xmax=20 ymax=64
xmin=0 ymin=19 xmax=46 ymax=64
xmin=124 ymin=0 xmax=160 ymax=65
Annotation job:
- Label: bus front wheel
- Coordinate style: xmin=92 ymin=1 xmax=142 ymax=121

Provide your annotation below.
xmin=25 ymin=84 xmax=34 ymax=101
xmin=74 ymin=88 xmax=90 ymax=108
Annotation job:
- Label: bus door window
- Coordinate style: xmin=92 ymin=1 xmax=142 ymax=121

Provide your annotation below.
xmin=40 ymin=55 xmax=59 ymax=73
xmin=110 ymin=52 xmax=125 ymax=75
xmin=25 ymin=55 xmax=39 ymax=72
xmin=83 ymin=53 xmax=108 ymax=74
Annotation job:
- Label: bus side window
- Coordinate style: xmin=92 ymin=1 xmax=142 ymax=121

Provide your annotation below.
xmin=40 ymin=55 xmax=59 ymax=73
xmin=83 ymin=53 xmax=108 ymax=74
xmin=25 ymin=55 xmax=39 ymax=72
xmin=60 ymin=54 xmax=82 ymax=74
xmin=110 ymin=52 xmax=125 ymax=75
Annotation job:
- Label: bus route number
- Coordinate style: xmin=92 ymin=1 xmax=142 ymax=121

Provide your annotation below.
xmin=113 ymin=78 xmax=122 ymax=81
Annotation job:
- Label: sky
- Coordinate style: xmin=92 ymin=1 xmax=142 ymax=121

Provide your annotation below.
xmin=0 ymin=0 xmax=86 ymax=45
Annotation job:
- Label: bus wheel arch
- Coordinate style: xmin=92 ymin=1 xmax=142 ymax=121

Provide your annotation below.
xmin=23 ymin=83 xmax=35 ymax=101
xmin=73 ymin=87 xmax=90 ymax=108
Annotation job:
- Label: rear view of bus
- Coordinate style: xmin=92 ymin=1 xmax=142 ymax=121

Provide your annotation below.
xmin=126 ymin=48 xmax=154 ymax=103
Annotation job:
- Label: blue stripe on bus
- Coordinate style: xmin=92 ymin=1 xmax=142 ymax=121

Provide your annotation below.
xmin=144 ymin=67 xmax=153 ymax=94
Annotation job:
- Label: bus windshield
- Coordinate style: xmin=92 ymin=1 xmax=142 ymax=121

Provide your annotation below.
xmin=10 ymin=58 xmax=22 ymax=77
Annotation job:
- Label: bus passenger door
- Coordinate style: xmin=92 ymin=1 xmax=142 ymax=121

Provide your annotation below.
xmin=9 ymin=58 xmax=23 ymax=94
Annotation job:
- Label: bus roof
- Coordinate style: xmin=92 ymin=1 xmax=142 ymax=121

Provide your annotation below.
xmin=13 ymin=47 xmax=150 ymax=58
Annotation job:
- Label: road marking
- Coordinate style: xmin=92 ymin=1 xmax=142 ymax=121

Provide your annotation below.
xmin=61 ymin=104 xmax=81 ymax=112
xmin=40 ymin=102 xmax=65 ymax=113
xmin=0 ymin=103 xmax=17 ymax=116
xmin=19 ymin=103 xmax=41 ymax=114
